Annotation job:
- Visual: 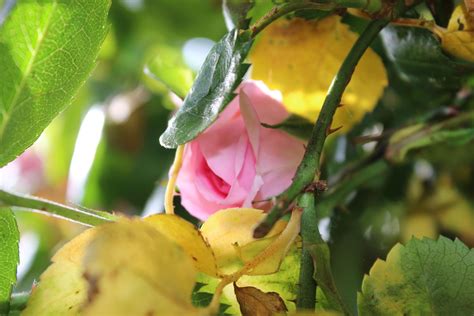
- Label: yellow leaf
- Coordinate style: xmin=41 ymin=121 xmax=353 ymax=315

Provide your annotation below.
xmin=200 ymin=208 xmax=287 ymax=274
xmin=442 ymin=4 xmax=474 ymax=62
xmin=404 ymin=174 xmax=474 ymax=243
xmin=23 ymin=220 xmax=207 ymax=316
xmin=250 ymin=16 xmax=387 ymax=131
xmin=401 ymin=213 xmax=437 ymax=242
xmin=241 ymin=209 xmax=302 ymax=276
xmin=22 ymin=228 xmax=96 ymax=316
xmin=234 ymin=283 xmax=287 ymax=316
xmin=447 ymin=4 xmax=474 ymax=32
xmin=82 ymin=220 xmax=201 ymax=316
xmin=144 ymin=214 xmax=219 ymax=277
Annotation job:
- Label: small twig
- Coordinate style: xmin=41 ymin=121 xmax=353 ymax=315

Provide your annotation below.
xmin=391 ymin=18 xmax=445 ymax=37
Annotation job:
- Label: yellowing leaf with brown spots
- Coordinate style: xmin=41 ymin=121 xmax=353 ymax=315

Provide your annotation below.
xmin=23 ymin=220 xmax=206 ymax=316
xmin=82 ymin=220 xmax=202 ymax=316
xmin=442 ymin=4 xmax=474 ymax=62
xmin=250 ymin=16 xmax=387 ymax=131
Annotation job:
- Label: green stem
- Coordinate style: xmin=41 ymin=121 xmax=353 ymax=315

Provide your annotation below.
xmin=249 ymin=2 xmax=327 ymax=38
xmin=0 ymin=190 xmax=117 ymax=227
xmin=297 ymin=193 xmax=351 ymax=314
xmin=254 ymin=17 xmax=391 ymax=238
xmin=297 ymin=193 xmax=319 ymax=310
xmin=249 ymin=0 xmax=383 ymax=38
xmin=297 ymin=249 xmax=317 ymax=310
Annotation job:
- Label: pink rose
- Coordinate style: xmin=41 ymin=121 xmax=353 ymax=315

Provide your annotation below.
xmin=176 ymin=80 xmax=305 ymax=220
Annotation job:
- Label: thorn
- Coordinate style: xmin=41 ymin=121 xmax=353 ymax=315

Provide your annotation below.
xmin=337 ymin=103 xmax=345 ymax=108
xmin=326 ymin=125 xmax=343 ymax=135
xmin=304 ymin=180 xmax=328 ymax=194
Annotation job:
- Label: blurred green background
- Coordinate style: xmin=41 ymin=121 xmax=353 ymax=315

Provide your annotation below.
xmin=1 ymin=0 xmax=473 ymax=314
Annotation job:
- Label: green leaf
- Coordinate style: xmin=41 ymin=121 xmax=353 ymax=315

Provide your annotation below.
xmin=358 ymin=236 xmax=474 ymax=315
xmin=380 ymin=26 xmax=474 ymax=90
xmin=145 ymin=46 xmax=194 ymax=99
xmin=0 ymin=0 xmax=110 ymax=167
xmin=0 ymin=208 xmax=19 ymax=314
xmin=261 ymin=114 xmax=314 ymax=140
xmin=159 ymin=29 xmax=253 ymax=148
xmin=386 ymin=113 xmax=474 ymax=162
xmin=222 ymin=0 xmax=254 ymax=30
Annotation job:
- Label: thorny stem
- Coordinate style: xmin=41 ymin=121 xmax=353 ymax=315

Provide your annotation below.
xmin=165 ymin=145 xmax=185 ymax=215
xmin=0 ymin=190 xmax=117 ymax=226
xmin=297 ymin=194 xmax=318 ymax=310
xmin=253 ymin=17 xmax=392 ymax=238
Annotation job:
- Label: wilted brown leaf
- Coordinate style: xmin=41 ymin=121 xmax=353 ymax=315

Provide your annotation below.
xmin=234 ymin=283 xmax=288 ymax=316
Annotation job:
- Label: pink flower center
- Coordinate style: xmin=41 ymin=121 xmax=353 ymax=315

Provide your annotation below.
xmin=200 ymin=159 xmax=231 ymax=198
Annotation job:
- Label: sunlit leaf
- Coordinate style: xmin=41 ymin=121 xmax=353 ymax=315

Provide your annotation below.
xmin=23 ymin=220 xmax=206 ymax=316
xmin=82 ymin=220 xmax=201 ymax=316
xmin=199 ymin=208 xmax=287 ymax=275
xmin=144 ymin=214 xmax=219 ymax=277
xmin=0 ymin=208 xmax=19 ymax=314
xmin=251 ymin=16 xmax=387 ymax=131
xmin=358 ymin=236 xmax=474 ymax=315
xmin=22 ymin=228 xmax=96 ymax=315
xmin=0 ymin=0 xmax=110 ymax=167
xmin=159 ymin=29 xmax=253 ymax=148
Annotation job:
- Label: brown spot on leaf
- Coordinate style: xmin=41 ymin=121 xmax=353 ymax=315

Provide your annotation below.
xmin=83 ymin=272 xmax=100 ymax=304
